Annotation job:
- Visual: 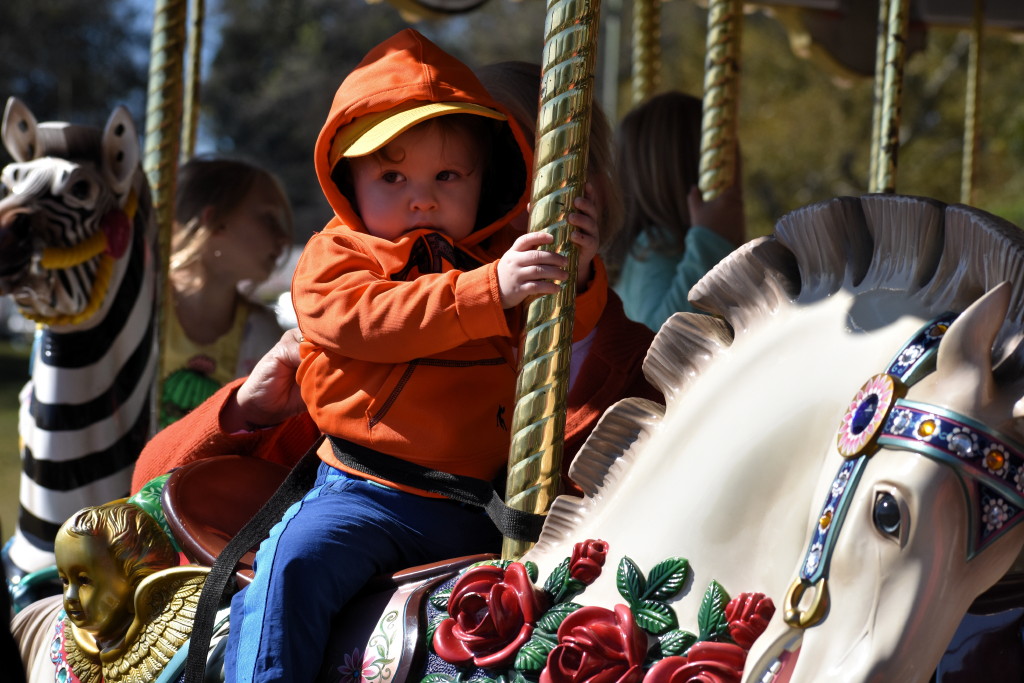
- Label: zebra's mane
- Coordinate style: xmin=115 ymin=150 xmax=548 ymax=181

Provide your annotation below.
xmin=535 ymin=194 xmax=1024 ymax=553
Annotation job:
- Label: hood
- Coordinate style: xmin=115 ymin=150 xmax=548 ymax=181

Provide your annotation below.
xmin=314 ymin=29 xmax=532 ymax=248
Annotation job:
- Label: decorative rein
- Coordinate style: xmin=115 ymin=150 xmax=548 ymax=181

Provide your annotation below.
xmin=784 ymin=313 xmax=1024 ymax=628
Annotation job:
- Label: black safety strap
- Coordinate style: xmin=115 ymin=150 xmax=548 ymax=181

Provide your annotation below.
xmin=329 ymin=435 xmax=546 ymax=543
xmin=183 ymin=434 xmax=324 ymax=683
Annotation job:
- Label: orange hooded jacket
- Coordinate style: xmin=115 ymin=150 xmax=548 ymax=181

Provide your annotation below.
xmin=292 ymin=29 xmax=607 ymax=493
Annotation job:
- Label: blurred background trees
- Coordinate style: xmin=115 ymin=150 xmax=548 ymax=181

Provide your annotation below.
xmin=2 ymin=0 xmax=1024 ymax=238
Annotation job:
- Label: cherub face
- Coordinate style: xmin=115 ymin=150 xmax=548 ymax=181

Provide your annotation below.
xmin=56 ymin=530 xmax=134 ymax=647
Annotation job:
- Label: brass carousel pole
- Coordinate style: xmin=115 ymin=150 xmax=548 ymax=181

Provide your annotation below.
xmin=181 ymin=0 xmax=205 ymax=161
xmin=502 ymin=0 xmax=601 ymax=560
xmin=868 ymin=0 xmax=890 ymax=188
xmin=144 ymin=0 xmax=188 ymax=431
xmin=870 ymin=0 xmax=910 ymax=194
xmin=961 ymin=0 xmax=983 ymax=205
xmin=699 ymin=0 xmax=742 ymax=200
xmin=631 ymin=0 xmax=661 ymax=106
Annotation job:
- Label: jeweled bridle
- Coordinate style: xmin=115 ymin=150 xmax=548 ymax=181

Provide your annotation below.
xmin=784 ymin=313 xmax=1024 ymax=628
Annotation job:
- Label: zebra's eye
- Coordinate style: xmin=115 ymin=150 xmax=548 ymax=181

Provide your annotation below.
xmin=70 ymin=179 xmax=92 ymax=200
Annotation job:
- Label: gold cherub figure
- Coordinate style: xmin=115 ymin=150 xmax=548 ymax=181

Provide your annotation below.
xmin=52 ymin=500 xmax=209 ymax=683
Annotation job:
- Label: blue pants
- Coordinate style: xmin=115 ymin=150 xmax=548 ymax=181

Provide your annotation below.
xmin=225 ymin=462 xmax=500 ymax=682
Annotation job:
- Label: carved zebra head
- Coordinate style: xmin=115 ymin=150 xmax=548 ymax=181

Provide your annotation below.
xmin=0 ymin=97 xmax=141 ymax=323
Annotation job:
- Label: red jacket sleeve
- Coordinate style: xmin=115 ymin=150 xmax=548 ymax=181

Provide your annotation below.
xmin=291 ymin=231 xmax=512 ymax=363
xmin=131 ymin=378 xmax=321 ymax=494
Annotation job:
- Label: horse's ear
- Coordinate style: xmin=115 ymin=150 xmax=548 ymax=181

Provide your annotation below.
xmin=2 ymin=97 xmax=39 ymax=162
xmin=101 ymin=106 xmax=139 ymax=196
xmin=936 ymin=282 xmax=1011 ymax=403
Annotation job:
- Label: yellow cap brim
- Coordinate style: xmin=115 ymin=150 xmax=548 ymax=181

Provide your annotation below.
xmin=329 ymin=101 xmax=506 ymax=167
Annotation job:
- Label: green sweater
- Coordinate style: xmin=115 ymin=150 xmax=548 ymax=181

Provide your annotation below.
xmin=614 ymin=226 xmax=735 ymax=332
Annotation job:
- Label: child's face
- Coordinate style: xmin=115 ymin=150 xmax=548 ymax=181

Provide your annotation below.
xmin=206 ymin=176 xmax=290 ymax=285
xmin=56 ymin=530 xmax=134 ymax=646
xmin=349 ymin=121 xmax=483 ymax=242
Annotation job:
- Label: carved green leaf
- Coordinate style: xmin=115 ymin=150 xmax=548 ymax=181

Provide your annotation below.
xmin=642 ymin=558 xmax=690 ymax=602
xmin=537 ymin=602 xmax=581 ymax=633
xmin=429 ymin=588 xmax=452 ymax=611
xmin=633 ymin=599 xmax=678 ymax=635
xmin=543 ymin=558 xmax=570 ymax=598
xmin=421 ymin=674 xmax=460 ymax=683
xmin=697 ymin=581 xmax=731 ymax=641
xmin=616 ymin=557 xmax=646 ymax=606
xmin=511 ymin=671 xmax=531 ymax=683
xmin=552 ymin=577 xmax=586 ymax=604
xmin=524 ymin=561 xmax=539 ymax=583
xmin=426 ymin=613 xmax=446 ymax=646
xmin=658 ymin=629 xmax=697 ymax=658
xmin=514 ymin=630 xmax=558 ymax=672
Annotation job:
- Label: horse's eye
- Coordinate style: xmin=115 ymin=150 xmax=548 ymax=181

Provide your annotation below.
xmin=873 ymin=491 xmax=901 ymax=537
xmin=70 ymin=179 xmax=92 ymax=200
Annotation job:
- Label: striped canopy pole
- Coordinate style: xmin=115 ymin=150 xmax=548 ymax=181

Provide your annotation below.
xmin=631 ymin=0 xmax=661 ymax=106
xmin=961 ymin=0 xmax=984 ymax=205
xmin=699 ymin=0 xmax=743 ymax=200
xmin=502 ymin=0 xmax=601 ymax=560
xmin=870 ymin=0 xmax=910 ymax=194
xmin=181 ymin=0 xmax=205 ymax=161
xmin=144 ymin=0 xmax=187 ymax=432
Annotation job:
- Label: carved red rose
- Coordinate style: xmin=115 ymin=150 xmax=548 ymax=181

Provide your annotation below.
xmin=724 ymin=593 xmax=775 ymax=650
xmin=569 ymin=539 xmax=609 ymax=585
xmin=643 ymin=642 xmax=746 ymax=683
xmin=433 ymin=562 xmax=549 ymax=669
xmin=540 ymin=604 xmax=648 ymax=683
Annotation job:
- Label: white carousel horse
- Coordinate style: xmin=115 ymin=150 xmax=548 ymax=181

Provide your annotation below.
xmin=0 ymin=98 xmax=157 ymax=579
xmin=507 ymin=194 xmax=1024 ymax=683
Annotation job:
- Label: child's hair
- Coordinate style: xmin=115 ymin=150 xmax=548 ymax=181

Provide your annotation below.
xmin=171 ymin=156 xmax=294 ymax=274
xmin=475 ymin=60 xmax=623 ymax=250
xmin=605 ymin=91 xmax=703 ymax=275
xmin=331 ymin=113 xmax=525 ymax=233
xmin=61 ymin=501 xmax=178 ymax=588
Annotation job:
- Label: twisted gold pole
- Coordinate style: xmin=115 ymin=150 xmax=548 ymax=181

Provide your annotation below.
xmin=868 ymin=0 xmax=890 ymax=188
xmin=631 ymin=0 xmax=661 ymax=106
xmin=699 ymin=0 xmax=742 ymax=200
xmin=872 ymin=0 xmax=910 ymax=194
xmin=181 ymin=0 xmax=205 ymax=161
xmin=144 ymin=0 xmax=187 ymax=433
xmin=961 ymin=0 xmax=983 ymax=205
xmin=502 ymin=0 xmax=601 ymax=561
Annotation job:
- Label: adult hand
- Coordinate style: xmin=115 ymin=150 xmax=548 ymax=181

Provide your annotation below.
xmin=687 ymin=183 xmax=746 ymax=248
xmin=224 ymin=328 xmax=306 ymax=431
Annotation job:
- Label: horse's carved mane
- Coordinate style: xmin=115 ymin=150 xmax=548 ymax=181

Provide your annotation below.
xmin=537 ymin=194 xmax=1024 ymax=554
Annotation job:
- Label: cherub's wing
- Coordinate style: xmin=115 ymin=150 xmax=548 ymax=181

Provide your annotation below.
xmin=103 ymin=565 xmax=210 ymax=683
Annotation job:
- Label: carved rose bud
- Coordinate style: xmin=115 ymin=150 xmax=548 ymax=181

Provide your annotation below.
xmin=643 ymin=642 xmax=747 ymax=683
xmin=569 ymin=539 xmax=609 ymax=585
xmin=433 ymin=562 xmax=549 ymax=669
xmin=724 ymin=593 xmax=775 ymax=650
xmin=540 ymin=604 xmax=648 ymax=683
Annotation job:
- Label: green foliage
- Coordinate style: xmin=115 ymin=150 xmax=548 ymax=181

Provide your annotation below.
xmin=429 ymin=588 xmax=452 ymax=611
xmin=536 ymin=602 xmax=581 ymax=633
xmin=0 ymin=0 xmax=149 ymax=165
xmin=697 ymin=580 xmax=731 ymax=642
xmin=632 ymin=599 xmax=678 ymax=635
xmin=657 ymin=629 xmax=697 ymax=658
xmin=513 ymin=630 xmax=557 ymax=672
